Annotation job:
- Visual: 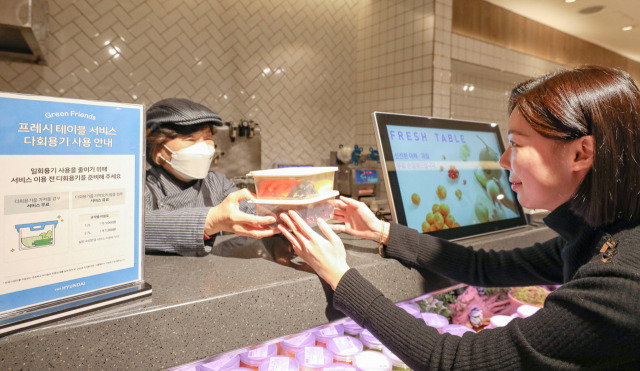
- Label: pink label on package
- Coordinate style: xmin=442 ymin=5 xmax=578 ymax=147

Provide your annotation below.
xmin=304 ymin=347 xmax=325 ymax=365
xmin=268 ymin=357 xmax=290 ymax=371
xmin=334 ymin=337 xmax=358 ymax=353
xmin=249 ymin=346 xmax=268 ymax=358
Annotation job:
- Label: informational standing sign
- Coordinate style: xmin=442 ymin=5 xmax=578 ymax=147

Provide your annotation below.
xmin=0 ymin=92 xmax=150 ymax=335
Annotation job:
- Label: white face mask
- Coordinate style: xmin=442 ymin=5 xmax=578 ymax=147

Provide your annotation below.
xmin=159 ymin=141 xmax=215 ymax=180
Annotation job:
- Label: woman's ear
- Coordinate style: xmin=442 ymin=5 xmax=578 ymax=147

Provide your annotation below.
xmin=571 ymin=135 xmax=594 ymax=171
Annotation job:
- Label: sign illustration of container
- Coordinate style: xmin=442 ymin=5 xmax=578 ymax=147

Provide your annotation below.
xmin=15 ymin=221 xmax=58 ymax=250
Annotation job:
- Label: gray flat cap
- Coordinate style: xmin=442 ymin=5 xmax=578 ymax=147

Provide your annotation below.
xmin=146 ymin=98 xmax=223 ymax=132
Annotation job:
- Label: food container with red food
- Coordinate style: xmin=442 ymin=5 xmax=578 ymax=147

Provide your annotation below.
xmin=249 ymin=167 xmax=338 ymax=200
xmin=251 ymin=191 xmax=339 ymax=228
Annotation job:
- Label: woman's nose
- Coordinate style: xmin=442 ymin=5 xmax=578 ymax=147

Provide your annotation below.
xmin=499 ymin=147 xmax=511 ymax=170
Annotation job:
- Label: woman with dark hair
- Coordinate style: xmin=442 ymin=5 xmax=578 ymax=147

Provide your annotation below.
xmin=278 ymin=66 xmax=640 ymax=369
xmin=145 ymin=98 xmax=277 ymax=255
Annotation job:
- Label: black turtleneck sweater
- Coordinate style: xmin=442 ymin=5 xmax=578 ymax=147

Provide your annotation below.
xmin=333 ymin=204 xmax=640 ymax=370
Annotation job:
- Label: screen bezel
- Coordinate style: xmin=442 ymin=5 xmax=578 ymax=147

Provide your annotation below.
xmin=372 ymin=111 xmax=528 ymax=240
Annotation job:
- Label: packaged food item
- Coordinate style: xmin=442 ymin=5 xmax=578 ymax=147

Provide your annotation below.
xmin=396 ymin=303 xmax=420 ymax=317
xmin=250 ymin=167 xmax=338 ymax=200
xmin=313 ymin=324 xmax=345 ymax=347
xmin=198 ymin=354 xmax=240 ymax=371
xmin=295 ymin=346 xmax=335 ymax=371
xmin=419 ymin=313 xmax=449 ymax=333
xmin=352 ymin=350 xmax=392 ymax=371
xmin=323 ymin=363 xmax=357 ymax=371
xmin=326 ymin=336 xmax=364 ymax=364
xmin=488 ymin=315 xmax=514 ymax=328
xmin=440 ymin=324 xmax=475 ymax=337
xmin=359 ymin=330 xmax=383 ymax=352
xmin=258 ymin=356 xmax=299 ymax=371
xmin=342 ymin=319 xmax=364 ymax=338
xmin=252 ymin=191 xmax=339 ymax=228
xmin=381 ymin=347 xmax=411 ymax=371
xmin=240 ymin=344 xmax=278 ymax=370
xmin=281 ymin=332 xmax=317 ymax=358
xmin=516 ymin=304 xmax=541 ymax=318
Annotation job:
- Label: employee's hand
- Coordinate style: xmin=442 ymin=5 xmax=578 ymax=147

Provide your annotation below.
xmin=205 ymin=189 xmax=278 ymax=238
xmin=331 ymin=196 xmax=388 ymax=243
xmin=278 ymin=212 xmax=350 ymax=290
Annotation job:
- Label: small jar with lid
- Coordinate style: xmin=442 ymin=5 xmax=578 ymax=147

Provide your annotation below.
xmin=198 ymin=353 xmax=241 ymax=371
xmin=359 ymin=330 xmax=383 ymax=352
xmin=258 ymin=356 xmax=299 ymax=371
xmin=342 ymin=319 xmax=364 ymax=338
xmin=313 ymin=324 xmax=345 ymax=348
xmin=295 ymin=346 xmax=334 ymax=371
xmin=240 ymin=344 xmax=278 ymax=370
xmin=419 ymin=313 xmax=449 ymax=334
xmin=281 ymin=332 xmax=317 ymax=358
xmin=381 ymin=347 xmax=411 ymax=371
xmin=323 ymin=363 xmax=357 ymax=371
xmin=326 ymin=336 xmax=364 ymax=365
xmin=352 ymin=350 xmax=392 ymax=371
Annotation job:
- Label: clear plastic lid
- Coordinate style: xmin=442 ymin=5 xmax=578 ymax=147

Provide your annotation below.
xmin=342 ymin=319 xmax=363 ymax=336
xmin=295 ymin=346 xmax=334 ymax=368
xmin=322 ymin=363 xmax=357 ymax=371
xmin=352 ymin=351 xmax=392 ymax=371
xmin=281 ymin=332 xmax=317 ymax=354
xmin=441 ymin=324 xmax=475 ymax=337
xmin=258 ymin=356 xmax=299 ymax=371
xmin=240 ymin=344 xmax=278 ymax=367
xmin=396 ymin=302 xmax=421 ymax=317
xmin=251 ymin=191 xmax=339 ymax=205
xmin=197 ymin=354 xmax=240 ymax=371
xmin=313 ymin=324 xmax=345 ymax=344
xmin=381 ymin=346 xmax=409 ymax=370
xmin=326 ymin=336 xmax=363 ymax=362
xmin=420 ymin=312 xmax=449 ymax=329
xmin=359 ymin=330 xmax=383 ymax=351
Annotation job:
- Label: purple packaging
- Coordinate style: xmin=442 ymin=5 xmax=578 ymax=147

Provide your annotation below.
xmin=281 ymin=332 xmax=317 ymax=357
xmin=342 ymin=319 xmax=363 ymax=337
xmin=295 ymin=346 xmax=334 ymax=371
xmin=396 ymin=303 xmax=421 ymax=317
xmin=313 ymin=324 xmax=344 ymax=346
xmin=359 ymin=330 xmax=383 ymax=351
xmin=258 ymin=356 xmax=299 ymax=371
xmin=240 ymin=344 xmax=278 ymax=369
xmin=198 ymin=354 xmax=241 ymax=371
xmin=441 ymin=324 xmax=475 ymax=337
xmin=326 ymin=336 xmax=364 ymax=363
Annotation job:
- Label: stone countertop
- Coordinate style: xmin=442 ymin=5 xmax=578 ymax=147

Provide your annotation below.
xmin=0 ymin=224 xmax=557 ymax=370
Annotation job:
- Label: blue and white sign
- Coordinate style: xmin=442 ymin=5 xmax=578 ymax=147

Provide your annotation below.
xmin=0 ymin=92 xmax=144 ymax=315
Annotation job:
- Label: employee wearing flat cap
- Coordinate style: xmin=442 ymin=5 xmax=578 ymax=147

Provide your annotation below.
xmin=145 ymin=98 xmax=277 ymax=255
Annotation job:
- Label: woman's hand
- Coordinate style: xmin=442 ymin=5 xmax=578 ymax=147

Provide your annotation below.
xmin=205 ymin=189 xmax=278 ymax=238
xmin=278 ymin=212 xmax=350 ymax=290
xmin=331 ymin=196 xmax=388 ymax=243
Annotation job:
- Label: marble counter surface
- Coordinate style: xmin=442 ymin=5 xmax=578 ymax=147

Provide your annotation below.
xmin=0 ymin=224 xmax=557 ymax=370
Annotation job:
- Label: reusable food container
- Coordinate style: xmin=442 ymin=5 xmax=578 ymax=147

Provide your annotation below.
xmin=281 ymin=332 xmax=317 ymax=358
xmin=198 ymin=354 xmax=241 ymax=371
xmin=313 ymin=324 xmax=345 ymax=347
xmin=381 ymin=347 xmax=411 ymax=371
xmin=419 ymin=313 xmax=449 ymax=333
xmin=323 ymin=363 xmax=357 ymax=371
xmin=326 ymin=336 xmax=364 ymax=364
xmin=342 ymin=319 xmax=364 ymax=338
xmin=250 ymin=167 xmax=338 ymax=200
xmin=440 ymin=324 xmax=475 ymax=336
xmin=240 ymin=344 xmax=278 ymax=370
xmin=15 ymin=220 xmax=58 ymax=250
xmin=295 ymin=346 xmax=334 ymax=371
xmin=352 ymin=351 xmax=392 ymax=371
xmin=252 ymin=191 xmax=339 ymax=228
xmin=359 ymin=330 xmax=383 ymax=352
xmin=258 ymin=356 xmax=299 ymax=371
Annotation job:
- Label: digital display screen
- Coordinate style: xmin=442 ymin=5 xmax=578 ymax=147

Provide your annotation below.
xmin=373 ymin=112 xmax=527 ymax=239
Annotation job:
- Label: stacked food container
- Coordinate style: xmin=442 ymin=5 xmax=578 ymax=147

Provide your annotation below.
xmin=249 ymin=167 xmax=340 ymax=228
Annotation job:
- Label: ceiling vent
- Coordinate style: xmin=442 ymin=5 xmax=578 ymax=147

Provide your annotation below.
xmin=0 ymin=0 xmax=48 ymax=64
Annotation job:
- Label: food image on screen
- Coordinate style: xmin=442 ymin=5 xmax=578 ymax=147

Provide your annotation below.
xmin=386 ymin=124 xmax=519 ymax=234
